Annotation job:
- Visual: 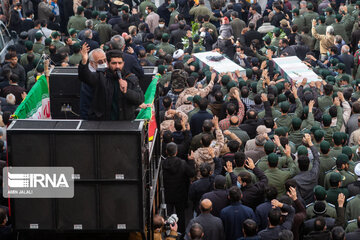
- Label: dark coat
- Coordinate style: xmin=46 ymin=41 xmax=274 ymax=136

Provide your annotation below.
xmin=162 ymin=156 xmax=195 ymax=203
xmin=255 ymin=201 xmax=272 ymax=231
xmin=244 ymin=30 xmax=263 ymax=46
xmin=123 ymin=53 xmax=145 ymax=81
xmin=185 ymin=213 xmax=225 ymax=240
xmin=346 ymin=229 xmax=360 ymax=240
xmin=239 ymin=119 xmax=262 ymax=139
xmin=228 ymin=167 xmax=268 ymax=210
xmin=220 ymin=202 xmax=256 ymax=240
xmin=339 ymin=53 xmax=354 ymax=75
xmin=9 ymin=9 xmax=22 ymax=34
xmin=2 ymin=85 xmax=26 ymax=105
xmin=170 ymin=28 xmax=187 ymax=45
xmin=201 ymin=189 xmax=229 ymax=218
xmin=78 ymin=62 xmax=144 ymax=120
xmin=157 ymin=2 xmax=171 ymax=25
xmin=80 ymin=38 xmax=100 ymax=52
xmin=190 ymin=110 xmax=213 ymax=136
xmin=304 ymin=230 xmax=331 ymax=240
xmin=21 ymin=19 xmax=34 ymax=32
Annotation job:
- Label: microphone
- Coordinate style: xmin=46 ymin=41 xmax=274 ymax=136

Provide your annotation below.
xmin=116 ymin=70 xmax=122 ymax=80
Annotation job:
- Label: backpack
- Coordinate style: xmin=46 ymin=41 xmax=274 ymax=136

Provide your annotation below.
xmin=171 ymin=69 xmax=188 ymax=91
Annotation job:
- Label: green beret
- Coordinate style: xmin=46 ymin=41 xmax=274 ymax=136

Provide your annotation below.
xmin=336 ymin=63 xmax=345 ymax=70
xmin=273 ymin=27 xmax=281 ymax=35
xmin=69 ymin=28 xmax=78 ymax=36
xmin=320 ymin=69 xmax=331 ymax=78
xmin=162 ymin=33 xmax=170 ymax=42
xmin=341 ymin=132 xmax=348 ymax=143
xmin=246 ymin=68 xmax=253 ymax=78
xmin=267 ymin=46 xmax=277 ymax=53
xmin=318 ymin=15 xmax=326 ymax=23
xmin=77 ymin=6 xmax=84 ymax=13
xmin=72 ymin=42 xmax=81 ymax=51
xmin=322 ymin=114 xmax=332 ymax=125
xmin=330 ymin=172 xmax=342 ymax=183
xmin=167 ymin=3 xmax=176 ymax=8
xmin=320 ymin=140 xmax=330 ymax=153
xmin=326 ymin=75 xmax=335 ymax=83
xmin=193 ymin=34 xmax=200 ymax=42
xmin=25 ymin=41 xmax=33 ymax=51
xmin=292 ymin=117 xmax=302 ymax=129
xmin=99 ymin=14 xmax=107 ymax=20
xmin=263 ymin=35 xmax=271 ymax=42
xmin=221 ymin=75 xmax=231 ymax=85
xmin=92 ymin=10 xmax=99 ymax=18
xmin=325 ymin=7 xmax=333 ymax=12
xmin=337 ymin=153 xmax=349 ymax=165
xmin=190 ymin=72 xmax=199 ymax=79
xmin=314 ymin=129 xmax=325 ymax=139
xmin=264 ymin=140 xmax=275 ymax=153
xmin=45 ymin=38 xmax=52 ymax=45
xmin=204 ymin=71 xmax=211 ymax=82
xmin=35 ymin=32 xmax=43 ymax=41
xmin=227 ymin=81 xmax=237 ymax=91
xmin=314 ymin=185 xmax=327 ymax=200
xmin=330 ymin=58 xmax=339 ymax=66
xmin=297 ymin=145 xmax=308 ymax=156
xmin=278 ymin=94 xmax=287 ymax=103
xmin=275 ymin=82 xmax=284 ymax=92
xmin=158 ymin=65 xmax=166 ymax=74
xmin=51 ymin=31 xmax=60 ymax=38
xmin=310 ymin=126 xmax=320 ymax=135
xmin=267 ymin=153 xmax=279 ymax=165
xmin=274 ymin=127 xmax=286 ymax=137
xmin=251 ymin=82 xmax=257 ymax=92
xmin=238 ymin=80 xmax=246 ymax=89
xmin=36 ymin=64 xmax=44 ymax=73
xmin=335 ymin=14 xmax=342 ymax=21
xmin=333 ymin=132 xmax=343 ymax=146
xmin=280 ymin=101 xmax=290 ymax=113
xmin=307 ymin=2 xmax=314 ymax=9
xmin=146 ymin=43 xmax=156 ymax=51
xmin=121 ymin=5 xmax=129 ymax=11
xmin=340 ymin=75 xmax=350 ymax=82
xmin=190 ymin=61 xmax=199 ymax=70
xmin=292 ymin=8 xmax=299 ymax=14
xmin=187 ymin=95 xmax=202 ymax=104
xmin=342 ymin=146 xmax=353 ymax=159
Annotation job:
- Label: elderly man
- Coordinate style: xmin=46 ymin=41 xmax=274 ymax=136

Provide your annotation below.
xmin=312 ymin=19 xmax=335 ymax=61
xmin=339 ymin=45 xmax=354 ymax=75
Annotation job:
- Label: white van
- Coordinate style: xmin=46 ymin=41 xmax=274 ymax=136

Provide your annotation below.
xmin=0 ymin=21 xmax=16 ymax=63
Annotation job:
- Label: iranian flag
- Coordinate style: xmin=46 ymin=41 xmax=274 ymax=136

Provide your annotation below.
xmin=136 ymin=74 xmax=159 ymax=141
xmin=13 ymin=75 xmax=51 ymax=119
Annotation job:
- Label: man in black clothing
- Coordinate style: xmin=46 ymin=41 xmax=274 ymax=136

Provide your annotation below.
xmin=78 ymin=43 xmax=144 ymax=120
xmin=162 ymin=142 xmax=195 ymax=233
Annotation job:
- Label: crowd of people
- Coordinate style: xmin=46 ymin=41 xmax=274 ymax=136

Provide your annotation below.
xmin=2 ymin=0 xmax=360 ymax=239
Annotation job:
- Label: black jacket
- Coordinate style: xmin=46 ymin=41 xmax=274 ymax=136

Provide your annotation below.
xmin=162 ymin=156 xmax=195 ymax=203
xmin=80 ymin=38 xmax=100 ymax=52
xmin=170 ymin=28 xmax=187 ymax=45
xmin=123 ymin=52 xmax=145 ymax=81
xmin=346 ymin=229 xmax=360 ymax=240
xmin=201 ymin=189 xmax=229 ymax=218
xmin=229 ymin=166 xmax=268 ymax=210
xmin=304 ymin=230 xmax=331 ymax=240
xmin=78 ymin=62 xmax=144 ymax=120
xmin=21 ymin=19 xmax=34 ymax=32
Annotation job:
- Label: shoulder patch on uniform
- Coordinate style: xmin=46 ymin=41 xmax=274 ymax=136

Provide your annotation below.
xmin=306 ymin=203 xmax=314 ymax=208
xmin=348 ymin=219 xmax=357 ymax=224
xmin=348 ymin=171 xmax=355 ymax=176
xmin=347 ymin=196 xmax=355 ymax=202
xmin=325 ymin=169 xmax=333 ymax=174
xmin=327 ymin=203 xmax=335 ymax=208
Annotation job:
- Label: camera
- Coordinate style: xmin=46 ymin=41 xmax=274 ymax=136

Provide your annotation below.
xmin=164 ymin=214 xmax=178 ymax=235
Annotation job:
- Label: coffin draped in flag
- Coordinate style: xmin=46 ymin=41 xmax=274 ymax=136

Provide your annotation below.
xmin=13 ymin=75 xmax=51 ymax=119
xmin=136 ymin=74 xmax=159 ymax=141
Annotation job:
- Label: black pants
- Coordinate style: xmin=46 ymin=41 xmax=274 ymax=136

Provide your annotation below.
xmin=166 ymin=202 xmax=186 ymax=233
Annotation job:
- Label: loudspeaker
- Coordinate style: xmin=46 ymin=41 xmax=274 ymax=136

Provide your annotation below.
xmin=140 ymin=66 xmax=158 ymax=93
xmin=7 ymin=120 xmax=146 ymax=231
xmin=49 ymin=67 xmax=81 ymax=119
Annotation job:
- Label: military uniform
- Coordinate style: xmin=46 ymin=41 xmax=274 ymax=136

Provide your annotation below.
xmin=146 ymin=54 xmax=158 ymax=65
xmin=256 ymin=154 xmax=294 ymax=173
xmin=33 ymin=42 xmax=45 ymax=54
xmin=332 ymin=22 xmax=349 ymax=43
xmin=326 ymin=187 xmax=349 ymax=206
xmin=225 ymin=167 xmax=257 ymax=188
xmin=71 ymin=37 xmax=80 ymax=43
xmin=348 ymin=4 xmax=357 ymax=16
xmin=325 ymin=15 xmax=336 ymax=25
xmin=293 ymin=15 xmax=305 ymax=32
xmin=52 ymin=40 xmax=65 ymax=50
xmin=94 ymin=22 xmax=112 ymax=44
xmin=329 ymin=146 xmax=343 ymax=159
xmin=258 ymin=108 xmax=281 ymax=119
xmin=354 ymin=49 xmax=360 ymax=79
xmin=69 ymin=53 xmax=82 ymax=66
xmin=270 ymin=37 xmax=281 ymax=47
xmin=318 ymin=95 xmax=333 ymax=112
xmin=304 ymin=11 xmax=319 ymax=29
xmin=341 ymin=14 xmax=355 ymax=40
xmin=288 ymin=130 xmax=304 ymax=149
xmin=157 ymin=42 xmax=176 ymax=55
xmin=67 ymin=15 xmax=87 ymax=31
xmin=324 ymin=169 xmax=357 ymax=189
xmin=319 ymin=155 xmax=336 ymax=187
xmin=169 ymin=10 xmax=179 ymax=26
xmin=20 ymin=52 xmax=41 ymax=66
xmin=306 ymin=201 xmax=337 ymax=219
xmin=189 ymin=4 xmax=217 ymax=22
xmin=264 ymin=158 xmax=297 ymax=197
xmin=345 ymin=194 xmax=360 ymax=220
xmin=203 ymin=22 xmax=218 ymax=40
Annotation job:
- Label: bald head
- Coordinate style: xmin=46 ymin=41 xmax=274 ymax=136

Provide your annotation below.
xmin=230 ymin=116 xmax=239 ymax=126
xmin=200 ymin=199 xmax=212 ymax=213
